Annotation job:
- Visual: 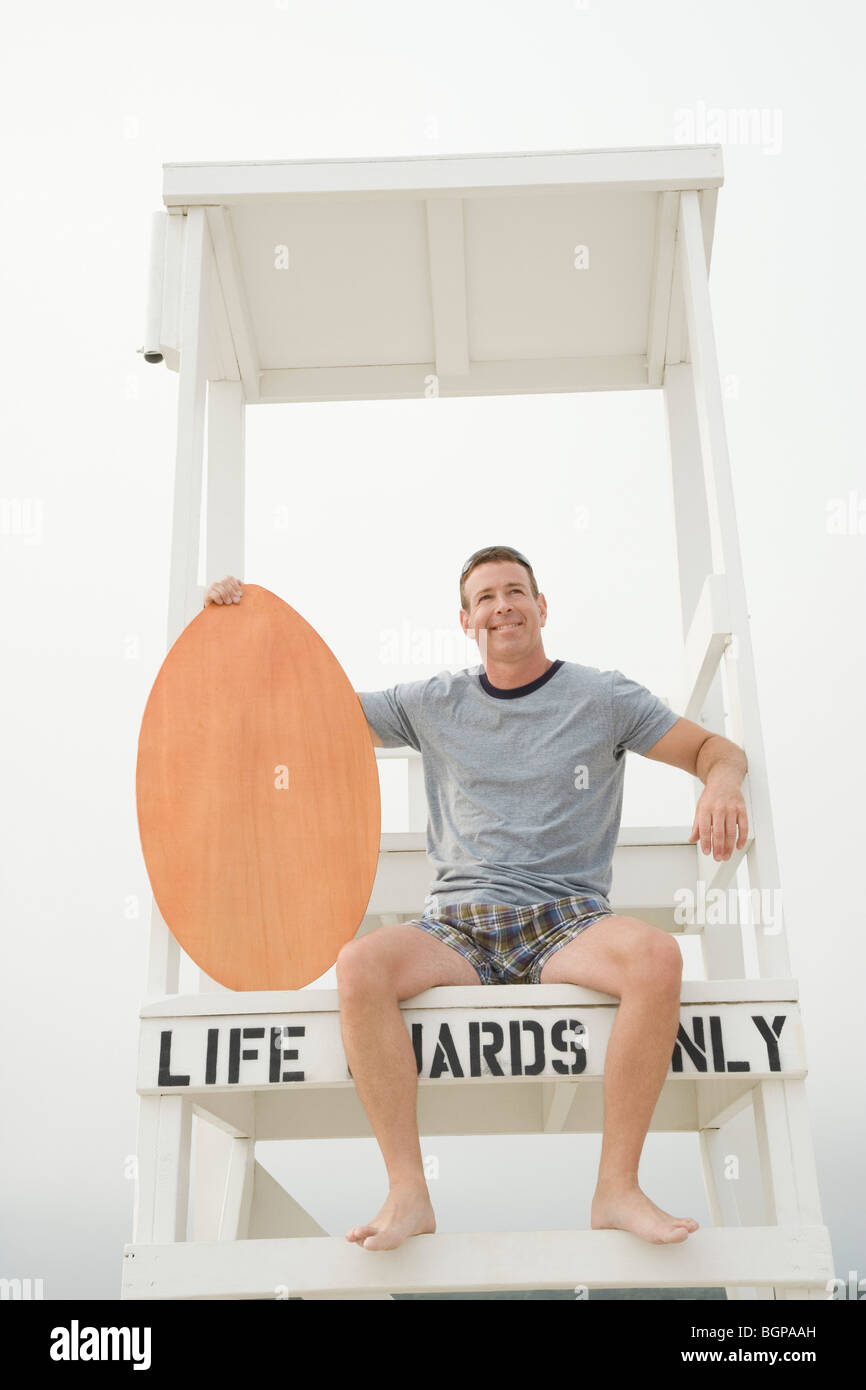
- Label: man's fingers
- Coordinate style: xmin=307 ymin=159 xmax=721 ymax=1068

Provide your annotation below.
xmin=724 ymin=810 xmax=739 ymax=859
xmin=700 ymin=811 xmax=712 ymax=855
xmin=204 ymin=578 xmax=243 ymax=606
xmin=691 ymin=799 xmax=748 ymax=859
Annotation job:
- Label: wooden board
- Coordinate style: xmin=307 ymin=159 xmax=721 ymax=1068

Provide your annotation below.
xmin=136 ymin=584 xmax=381 ymax=990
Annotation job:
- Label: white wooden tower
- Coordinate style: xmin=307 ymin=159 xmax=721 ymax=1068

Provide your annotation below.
xmin=124 ymin=145 xmax=832 ymax=1300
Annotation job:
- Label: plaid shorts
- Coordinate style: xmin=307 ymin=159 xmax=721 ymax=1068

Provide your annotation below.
xmin=405 ymin=892 xmax=613 ymax=985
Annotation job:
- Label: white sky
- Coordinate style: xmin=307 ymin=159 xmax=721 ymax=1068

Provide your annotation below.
xmin=1 ymin=0 xmax=864 ymax=1300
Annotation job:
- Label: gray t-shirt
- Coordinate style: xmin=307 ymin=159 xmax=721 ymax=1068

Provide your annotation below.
xmin=358 ymin=658 xmax=679 ymax=912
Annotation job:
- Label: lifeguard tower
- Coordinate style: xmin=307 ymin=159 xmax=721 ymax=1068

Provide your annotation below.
xmin=123 ymin=145 xmax=832 ymax=1299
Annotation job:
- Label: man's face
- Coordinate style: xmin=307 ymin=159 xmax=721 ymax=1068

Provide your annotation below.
xmin=459 ymin=561 xmax=547 ymax=661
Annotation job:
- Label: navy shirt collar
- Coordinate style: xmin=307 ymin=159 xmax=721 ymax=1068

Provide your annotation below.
xmin=478 ymin=658 xmax=564 ymax=700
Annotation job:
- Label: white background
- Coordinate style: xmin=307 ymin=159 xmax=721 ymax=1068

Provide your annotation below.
xmin=1 ymin=0 xmax=864 ymax=1299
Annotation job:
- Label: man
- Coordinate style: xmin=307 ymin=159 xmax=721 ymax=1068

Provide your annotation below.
xmin=205 ymin=548 xmax=749 ymax=1253
xmin=344 ymin=544 xmax=748 ymax=1252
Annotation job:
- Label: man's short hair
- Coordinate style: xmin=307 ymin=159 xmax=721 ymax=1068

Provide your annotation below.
xmin=459 ymin=545 xmax=539 ymax=612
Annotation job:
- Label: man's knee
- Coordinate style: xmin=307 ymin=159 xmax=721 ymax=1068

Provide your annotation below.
xmin=644 ymin=929 xmax=683 ymax=987
xmin=624 ymin=920 xmax=683 ymax=990
xmin=335 ymin=936 xmax=393 ymax=996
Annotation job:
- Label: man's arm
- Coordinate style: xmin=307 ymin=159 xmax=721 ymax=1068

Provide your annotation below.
xmin=356 ymin=694 xmax=383 ymax=747
xmin=642 ymin=717 xmax=748 ymax=863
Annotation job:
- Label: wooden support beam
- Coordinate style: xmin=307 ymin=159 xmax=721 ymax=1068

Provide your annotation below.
xmin=680 ymin=573 xmax=731 ymax=720
xmin=541 ymin=1082 xmax=577 ymax=1133
xmin=206 ymin=206 xmax=261 ymax=402
xmin=147 ymin=205 xmax=210 ymax=999
xmin=645 ymin=191 xmax=678 ymax=386
xmin=204 ymin=380 xmax=245 ymax=587
xmin=122 ymin=1224 xmax=833 ymax=1299
xmin=204 ymin=238 xmax=240 ymax=383
xmin=257 ymin=354 xmax=650 ymax=403
xmin=678 ymin=189 xmax=790 ymax=980
xmin=218 ymin=1137 xmax=255 ymax=1240
xmin=167 ymin=206 xmax=209 ymax=646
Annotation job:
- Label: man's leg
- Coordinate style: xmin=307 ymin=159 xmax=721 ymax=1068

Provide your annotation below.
xmin=336 ymin=922 xmax=484 ymax=1251
xmin=539 ymin=914 xmax=700 ymax=1244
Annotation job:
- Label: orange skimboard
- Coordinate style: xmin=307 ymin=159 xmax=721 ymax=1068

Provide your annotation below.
xmin=135 ymin=584 xmax=381 ymax=990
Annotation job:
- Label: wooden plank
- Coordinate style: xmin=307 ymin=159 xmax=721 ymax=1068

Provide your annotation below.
xmin=541 ymin=1081 xmax=577 ymax=1133
xmin=204 ymin=380 xmax=245 ymax=590
xmin=218 ymin=1137 xmax=255 ymax=1240
xmin=680 ymin=573 xmax=731 ymax=720
xmin=143 ymin=211 xmax=167 ymax=363
xmin=678 ymin=190 xmax=790 ymax=982
xmin=252 ymin=1072 xmax=716 ymax=1140
xmin=256 ymin=354 xmax=649 ymax=403
xmin=146 ymin=207 xmax=209 ymax=999
xmin=137 ymin=997 xmax=807 ymax=1095
xmin=132 ymin=1096 xmax=160 ymax=1243
xmin=699 ymin=1110 xmax=769 ymax=1302
xmin=205 ymin=206 xmax=261 ymax=402
xmin=146 ymin=901 xmax=179 ymax=997
xmin=162 ymin=146 xmax=724 ymax=206
xmin=663 ymin=360 xmax=739 ymax=976
xmin=141 ymin=977 xmax=799 ymax=1017
xmin=121 ymin=1223 xmax=832 ymax=1299
xmin=142 ymin=977 xmax=799 ymax=1016
xmin=665 ymin=188 xmax=717 ymax=367
xmin=645 ymin=192 xmax=678 ymax=386
xmin=191 ymin=1116 xmax=231 ymax=1242
xmin=366 ymin=840 xmax=699 ymax=920
xmin=156 ymin=211 xmax=185 ymax=372
xmin=153 ymin=1097 xmax=192 ymax=1244
xmin=167 ymin=207 xmax=209 ymax=648
xmin=204 ymin=232 xmax=239 ymax=383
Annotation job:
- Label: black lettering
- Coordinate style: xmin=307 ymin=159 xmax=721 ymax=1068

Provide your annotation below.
xmin=672 ymin=1016 xmax=707 ymax=1072
xmin=430 ymin=1023 xmax=463 ymax=1078
xmin=281 ymin=1026 xmax=305 ymax=1082
xmin=521 ymin=1019 xmax=546 ymax=1075
xmin=751 ymin=1014 xmax=786 ymax=1071
xmin=228 ymin=1027 xmax=241 ymax=1083
xmin=205 ymin=1028 xmax=218 ymax=1084
xmin=411 ymin=1022 xmax=423 ymax=1075
xmin=508 ymin=1019 xmax=523 ymax=1075
xmin=480 ymin=1021 xmax=505 ymax=1075
xmin=709 ymin=1013 xmax=750 ymax=1072
xmin=269 ymin=1027 xmax=282 ymax=1083
xmin=468 ymin=1020 xmax=483 ymax=1076
xmin=269 ymin=1025 xmax=305 ymax=1082
xmin=242 ymin=1026 xmax=264 ymax=1061
xmin=551 ymin=1018 xmax=584 ymax=1075
xmin=158 ymin=1030 xmax=190 ymax=1086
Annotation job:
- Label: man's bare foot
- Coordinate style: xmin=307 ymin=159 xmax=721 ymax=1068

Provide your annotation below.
xmin=591 ymin=1183 xmax=700 ymax=1244
xmin=346 ymin=1183 xmax=436 ymax=1251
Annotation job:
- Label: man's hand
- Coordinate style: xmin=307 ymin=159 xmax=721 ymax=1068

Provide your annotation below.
xmin=689 ymin=776 xmax=749 ymax=861
xmin=204 ymin=576 xmax=243 ymax=606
